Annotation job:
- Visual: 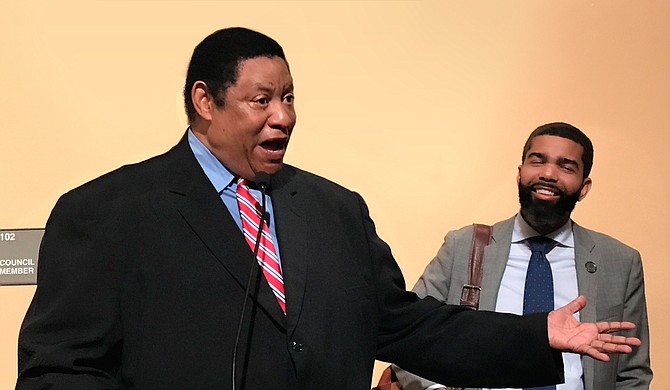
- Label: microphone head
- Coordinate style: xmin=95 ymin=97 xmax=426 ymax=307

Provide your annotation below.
xmin=254 ymin=171 xmax=271 ymax=192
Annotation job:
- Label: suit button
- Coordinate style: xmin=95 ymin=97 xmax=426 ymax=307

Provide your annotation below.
xmin=291 ymin=341 xmax=304 ymax=352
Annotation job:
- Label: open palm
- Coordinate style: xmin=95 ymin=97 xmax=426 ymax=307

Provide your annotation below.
xmin=547 ymin=296 xmax=641 ymax=361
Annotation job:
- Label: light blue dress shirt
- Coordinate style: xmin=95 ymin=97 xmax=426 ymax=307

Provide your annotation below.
xmin=186 ymin=129 xmax=283 ymax=271
xmin=489 ymin=215 xmax=583 ymax=390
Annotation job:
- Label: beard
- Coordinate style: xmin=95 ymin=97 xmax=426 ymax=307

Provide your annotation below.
xmin=518 ymin=181 xmax=582 ymax=232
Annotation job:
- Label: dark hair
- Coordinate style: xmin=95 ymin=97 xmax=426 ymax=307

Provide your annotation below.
xmin=183 ymin=27 xmax=287 ymax=123
xmin=521 ymin=122 xmax=594 ymax=178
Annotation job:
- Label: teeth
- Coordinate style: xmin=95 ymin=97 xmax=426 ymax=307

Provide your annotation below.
xmin=536 ymin=189 xmax=556 ymax=196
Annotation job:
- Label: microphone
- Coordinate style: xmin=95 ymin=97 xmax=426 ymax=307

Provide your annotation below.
xmin=231 ymin=172 xmax=271 ymax=390
xmin=254 ymin=171 xmax=271 ymax=193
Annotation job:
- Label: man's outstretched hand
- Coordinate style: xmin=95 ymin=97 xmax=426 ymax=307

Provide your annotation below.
xmin=548 ymin=295 xmax=641 ymax=362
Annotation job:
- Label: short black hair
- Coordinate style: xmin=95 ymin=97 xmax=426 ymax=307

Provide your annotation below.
xmin=521 ymin=122 xmax=594 ymax=178
xmin=183 ymin=27 xmax=287 ymax=123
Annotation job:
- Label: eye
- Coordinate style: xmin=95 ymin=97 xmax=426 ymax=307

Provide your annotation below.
xmin=283 ymin=93 xmax=295 ymax=104
xmin=255 ymin=97 xmax=270 ymax=105
xmin=560 ymin=164 xmax=576 ymax=173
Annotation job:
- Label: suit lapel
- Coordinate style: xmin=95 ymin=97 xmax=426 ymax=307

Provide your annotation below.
xmin=573 ymin=223 xmax=598 ymax=322
xmin=164 ymin=136 xmax=286 ymax=326
xmin=479 ymin=217 xmax=515 ymax=311
xmin=572 ymin=222 xmax=598 ymax=390
xmin=270 ymin=167 xmax=309 ymax=338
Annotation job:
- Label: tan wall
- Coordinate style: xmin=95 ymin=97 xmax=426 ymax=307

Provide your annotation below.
xmin=2 ymin=1 xmax=668 ymax=388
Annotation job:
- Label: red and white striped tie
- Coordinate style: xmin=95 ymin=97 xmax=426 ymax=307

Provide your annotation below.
xmin=236 ymin=179 xmax=286 ymax=313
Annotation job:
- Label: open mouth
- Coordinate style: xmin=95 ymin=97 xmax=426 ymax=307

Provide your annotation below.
xmin=532 ymin=184 xmax=561 ymax=198
xmin=260 ymin=139 xmax=288 ymax=151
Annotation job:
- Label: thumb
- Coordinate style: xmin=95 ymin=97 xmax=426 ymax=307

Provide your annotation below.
xmin=561 ymin=295 xmax=587 ymax=315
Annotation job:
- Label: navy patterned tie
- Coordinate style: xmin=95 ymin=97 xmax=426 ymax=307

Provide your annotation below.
xmin=523 ymin=236 xmax=558 ymax=390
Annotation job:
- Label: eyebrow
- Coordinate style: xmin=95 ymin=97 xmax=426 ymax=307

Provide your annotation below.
xmin=252 ymin=82 xmax=294 ymax=94
xmin=556 ymin=157 xmax=580 ymax=168
xmin=281 ymin=82 xmax=294 ymax=94
xmin=527 ymin=152 xmax=580 ymax=168
xmin=526 ymin=152 xmax=546 ymax=160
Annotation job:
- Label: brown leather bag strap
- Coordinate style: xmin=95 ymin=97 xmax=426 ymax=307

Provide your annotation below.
xmin=459 ymin=223 xmax=492 ymax=310
xmin=374 ymin=224 xmax=492 ymax=390
xmin=442 ymin=224 xmax=493 ymax=390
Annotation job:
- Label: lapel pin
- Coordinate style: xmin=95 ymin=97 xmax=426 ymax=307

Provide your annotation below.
xmin=585 ymin=261 xmax=597 ymax=273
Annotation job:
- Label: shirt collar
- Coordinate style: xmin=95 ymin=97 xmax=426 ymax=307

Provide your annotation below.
xmin=187 ymin=128 xmax=236 ymax=194
xmin=512 ymin=212 xmax=574 ymax=248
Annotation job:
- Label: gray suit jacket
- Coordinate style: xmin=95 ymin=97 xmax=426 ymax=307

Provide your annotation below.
xmin=395 ymin=215 xmax=652 ymax=390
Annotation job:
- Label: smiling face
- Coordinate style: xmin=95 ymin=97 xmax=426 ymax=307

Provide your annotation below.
xmin=191 ymin=56 xmax=296 ymax=180
xmin=517 ymin=135 xmax=592 ymax=233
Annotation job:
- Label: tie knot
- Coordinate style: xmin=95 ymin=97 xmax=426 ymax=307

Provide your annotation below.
xmin=236 ymin=179 xmax=260 ymax=208
xmin=527 ymin=236 xmax=558 ymax=255
xmin=237 ymin=178 xmax=263 ymax=194
xmin=236 ymin=178 xmax=252 ymax=195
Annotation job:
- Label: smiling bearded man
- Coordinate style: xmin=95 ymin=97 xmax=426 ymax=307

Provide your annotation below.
xmin=393 ymin=122 xmax=652 ymax=390
xmin=517 ymin=129 xmax=592 ymax=235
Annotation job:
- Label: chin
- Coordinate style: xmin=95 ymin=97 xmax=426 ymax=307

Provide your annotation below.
xmin=257 ymin=163 xmax=283 ymax=175
xmin=532 ymin=198 xmax=558 ymax=207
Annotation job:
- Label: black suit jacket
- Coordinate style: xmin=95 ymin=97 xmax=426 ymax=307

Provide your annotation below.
xmin=17 ymin=135 xmax=563 ymax=389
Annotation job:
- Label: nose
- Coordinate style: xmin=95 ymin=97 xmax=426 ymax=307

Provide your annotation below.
xmin=267 ymin=102 xmax=295 ymax=134
xmin=539 ymin=164 xmax=558 ymax=182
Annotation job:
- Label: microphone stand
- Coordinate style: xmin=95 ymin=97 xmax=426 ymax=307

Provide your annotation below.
xmin=231 ymin=173 xmax=270 ymax=390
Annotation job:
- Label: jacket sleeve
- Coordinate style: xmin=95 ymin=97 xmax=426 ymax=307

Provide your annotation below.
xmin=355 ymin=194 xmax=563 ymax=389
xmin=16 ymin=190 xmax=123 ymax=389
xmin=394 ymin=229 xmax=462 ymax=390
xmin=615 ymin=249 xmax=653 ymax=389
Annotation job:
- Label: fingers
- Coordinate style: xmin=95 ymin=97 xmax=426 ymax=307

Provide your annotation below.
xmin=593 ymin=332 xmax=640 ymax=355
xmin=595 ymin=321 xmax=637 ymax=333
xmin=590 ymin=339 xmax=633 ymax=354
xmin=570 ymin=343 xmax=610 ymax=362
xmin=581 ymin=333 xmax=640 ymax=361
xmin=598 ymin=333 xmax=641 ymax=347
xmin=582 ymin=347 xmax=611 ymax=362
xmin=578 ymin=343 xmax=630 ymax=362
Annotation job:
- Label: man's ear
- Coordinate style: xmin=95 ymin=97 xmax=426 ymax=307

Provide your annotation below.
xmin=578 ymin=177 xmax=592 ymax=201
xmin=191 ymin=81 xmax=215 ymax=121
xmin=516 ymin=165 xmax=522 ymax=184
